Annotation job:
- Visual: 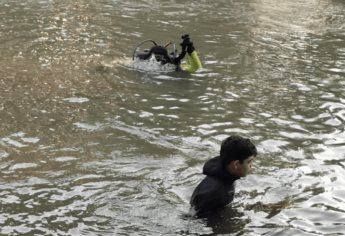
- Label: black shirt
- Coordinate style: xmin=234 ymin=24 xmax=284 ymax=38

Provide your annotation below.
xmin=190 ymin=156 xmax=240 ymax=217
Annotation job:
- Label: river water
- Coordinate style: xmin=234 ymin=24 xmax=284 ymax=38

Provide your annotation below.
xmin=1 ymin=0 xmax=345 ymax=235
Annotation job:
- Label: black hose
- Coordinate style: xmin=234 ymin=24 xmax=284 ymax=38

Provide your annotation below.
xmin=132 ymin=39 xmax=157 ymax=60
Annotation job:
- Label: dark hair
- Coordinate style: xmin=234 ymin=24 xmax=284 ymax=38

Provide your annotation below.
xmin=146 ymin=45 xmax=172 ymax=65
xmin=220 ymin=135 xmax=257 ymax=165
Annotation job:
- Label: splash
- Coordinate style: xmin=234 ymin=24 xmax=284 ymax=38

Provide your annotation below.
xmin=99 ymin=56 xmax=177 ymax=73
xmin=127 ymin=55 xmax=177 ymax=73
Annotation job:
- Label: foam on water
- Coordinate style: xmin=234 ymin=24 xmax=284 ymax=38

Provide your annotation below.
xmin=127 ymin=56 xmax=177 ymax=73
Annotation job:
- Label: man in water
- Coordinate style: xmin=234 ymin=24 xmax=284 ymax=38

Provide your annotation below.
xmin=190 ymin=135 xmax=257 ymax=218
xmin=134 ymin=34 xmax=202 ymax=73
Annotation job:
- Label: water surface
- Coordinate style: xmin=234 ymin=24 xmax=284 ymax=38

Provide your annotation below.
xmin=1 ymin=0 xmax=345 ymax=235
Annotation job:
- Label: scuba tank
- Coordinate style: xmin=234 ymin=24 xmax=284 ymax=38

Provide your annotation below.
xmin=132 ymin=39 xmax=179 ymax=66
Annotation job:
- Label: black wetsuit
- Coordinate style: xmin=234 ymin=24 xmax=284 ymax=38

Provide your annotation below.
xmin=190 ymin=156 xmax=240 ymax=218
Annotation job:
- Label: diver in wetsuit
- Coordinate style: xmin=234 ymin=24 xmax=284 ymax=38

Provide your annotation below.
xmin=133 ymin=34 xmax=202 ymax=73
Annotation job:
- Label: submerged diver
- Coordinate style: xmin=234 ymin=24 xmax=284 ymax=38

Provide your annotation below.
xmin=133 ymin=34 xmax=202 ymax=73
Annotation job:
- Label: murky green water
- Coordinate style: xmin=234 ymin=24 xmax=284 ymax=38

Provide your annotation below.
xmin=1 ymin=0 xmax=345 ymax=235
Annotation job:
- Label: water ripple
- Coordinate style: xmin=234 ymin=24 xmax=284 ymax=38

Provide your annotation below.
xmin=1 ymin=0 xmax=345 ymax=235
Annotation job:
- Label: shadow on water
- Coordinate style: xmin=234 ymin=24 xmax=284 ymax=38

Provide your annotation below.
xmin=180 ymin=206 xmax=248 ymax=236
xmin=205 ymin=208 xmax=249 ymax=236
xmin=183 ymin=197 xmax=295 ymax=236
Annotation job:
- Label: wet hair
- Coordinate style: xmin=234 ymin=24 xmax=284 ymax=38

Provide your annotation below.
xmin=220 ymin=135 xmax=257 ymax=165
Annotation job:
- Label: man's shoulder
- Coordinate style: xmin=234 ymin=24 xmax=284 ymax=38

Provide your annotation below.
xmin=198 ymin=175 xmax=227 ymax=190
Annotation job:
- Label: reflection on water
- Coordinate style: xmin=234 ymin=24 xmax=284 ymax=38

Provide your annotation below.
xmin=1 ymin=0 xmax=345 ymax=235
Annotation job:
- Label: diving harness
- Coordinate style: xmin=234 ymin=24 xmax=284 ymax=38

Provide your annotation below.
xmin=132 ymin=36 xmax=189 ymax=68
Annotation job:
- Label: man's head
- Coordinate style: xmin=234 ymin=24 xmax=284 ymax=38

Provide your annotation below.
xmin=147 ymin=45 xmax=173 ymax=65
xmin=220 ymin=135 xmax=257 ymax=177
